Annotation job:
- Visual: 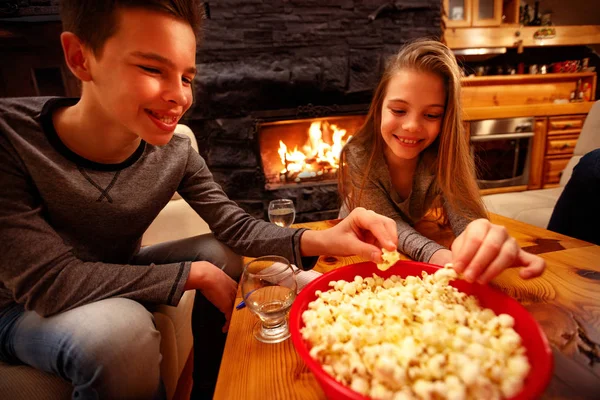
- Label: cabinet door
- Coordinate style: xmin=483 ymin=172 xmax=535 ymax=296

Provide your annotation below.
xmin=443 ymin=0 xmax=472 ymax=28
xmin=472 ymin=0 xmax=503 ymax=27
xmin=544 ymin=158 xmax=570 ymax=186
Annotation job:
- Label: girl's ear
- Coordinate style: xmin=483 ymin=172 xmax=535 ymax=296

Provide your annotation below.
xmin=60 ymin=32 xmax=93 ymax=82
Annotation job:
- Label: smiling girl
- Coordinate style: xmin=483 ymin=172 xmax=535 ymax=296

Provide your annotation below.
xmin=339 ymin=39 xmax=545 ymax=284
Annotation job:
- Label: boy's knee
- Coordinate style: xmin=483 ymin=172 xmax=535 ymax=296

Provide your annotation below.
xmin=225 ymin=253 xmax=244 ymax=282
xmin=67 ymin=299 xmax=162 ymax=398
xmin=194 ymin=233 xmax=244 ymax=281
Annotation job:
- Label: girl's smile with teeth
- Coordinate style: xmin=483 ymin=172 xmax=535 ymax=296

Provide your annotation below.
xmin=393 ymin=135 xmax=420 ymax=145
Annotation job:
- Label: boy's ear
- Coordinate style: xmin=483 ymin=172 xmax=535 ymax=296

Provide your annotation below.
xmin=60 ymin=32 xmax=93 ymax=82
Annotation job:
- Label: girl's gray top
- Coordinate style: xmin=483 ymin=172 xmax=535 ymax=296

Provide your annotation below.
xmin=340 ymin=143 xmax=470 ymax=263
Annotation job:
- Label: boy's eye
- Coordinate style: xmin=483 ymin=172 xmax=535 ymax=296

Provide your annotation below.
xmin=139 ymin=66 xmax=161 ymax=74
xmin=182 ymin=76 xmax=194 ymax=85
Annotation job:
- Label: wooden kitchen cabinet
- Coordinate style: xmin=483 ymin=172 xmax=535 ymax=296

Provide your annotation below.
xmin=443 ymin=0 xmax=600 ymax=49
xmin=542 ymin=114 xmax=587 ymax=187
xmin=461 ymin=73 xmax=595 ymax=193
xmin=472 ymin=0 xmax=503 ymax=27
xmin=444 ymin=0 xmax=472 ymax=28
xmin=443 ymin=0 xmax=516 ymax=28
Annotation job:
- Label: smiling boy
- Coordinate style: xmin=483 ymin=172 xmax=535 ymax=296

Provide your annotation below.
xmin=0 ymin=1 xmax=397 ymax=399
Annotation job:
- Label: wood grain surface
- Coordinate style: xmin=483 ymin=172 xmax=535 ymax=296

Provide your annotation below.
xmin=214 ymin=214 xmax=600 ymax=400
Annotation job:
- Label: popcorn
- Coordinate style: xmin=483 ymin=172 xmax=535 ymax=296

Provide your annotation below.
xmin=378 ymin=248 xmax=402 ymax=271
xmin=300 ymin=269 xmax=530 ymax=400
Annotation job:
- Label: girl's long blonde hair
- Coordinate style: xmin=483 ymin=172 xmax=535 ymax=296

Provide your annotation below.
xmin=338 ymin=38 xmax=487 ymax=224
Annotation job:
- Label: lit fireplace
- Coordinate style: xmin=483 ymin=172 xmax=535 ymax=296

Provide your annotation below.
xmin=258 ymin=115 xmax=365 ymax=190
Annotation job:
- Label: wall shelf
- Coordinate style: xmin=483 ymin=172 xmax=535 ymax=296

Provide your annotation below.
xmin=461 ymin=72 xmax=596 ymax=86
xmin=463 ymin=101 xmax=595 ymax=121
xmin=445 ymin=25 xmax=600 ymax=49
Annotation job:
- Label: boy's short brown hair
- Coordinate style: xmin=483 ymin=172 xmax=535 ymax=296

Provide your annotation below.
xmin=60 ymin=0 xmax=204 ymax=57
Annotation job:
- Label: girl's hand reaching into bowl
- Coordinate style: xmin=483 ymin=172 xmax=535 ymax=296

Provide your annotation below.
xmin=451 ymin=219 xmax=546 ymax=284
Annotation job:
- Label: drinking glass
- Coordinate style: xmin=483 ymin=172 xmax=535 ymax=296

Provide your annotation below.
xmin=241 ymin=256 xmax=298 ymax=343
xmin=268 ymin=199 xmax=296 ymax=227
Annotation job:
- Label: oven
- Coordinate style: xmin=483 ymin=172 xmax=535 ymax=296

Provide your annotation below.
xmin=470 ymin=117 xmax=534 ymax=190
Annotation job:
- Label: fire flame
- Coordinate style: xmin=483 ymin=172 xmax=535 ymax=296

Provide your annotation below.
xmin=278 ymin=121 xmax=351 ymax=179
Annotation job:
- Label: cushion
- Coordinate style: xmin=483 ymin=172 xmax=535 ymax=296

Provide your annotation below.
xmin=483 ymin=187 xmax=564 ymax=229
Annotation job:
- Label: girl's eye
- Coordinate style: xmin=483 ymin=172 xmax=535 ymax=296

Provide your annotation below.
xmin=139 ymin=66 xmax=161 ymax=74
xmin=426 ymin=114 xmax=442 ymax=119
xmin=391 ymin=109 xmax=406 ymax=115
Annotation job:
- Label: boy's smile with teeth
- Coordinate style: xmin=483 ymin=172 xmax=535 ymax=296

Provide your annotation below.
xmin=146 ymin=109 xmax=179 ymax=124
xmin=77 ymin=7 xmax=196 ymax=147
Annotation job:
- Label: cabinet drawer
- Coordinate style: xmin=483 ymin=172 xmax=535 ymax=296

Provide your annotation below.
xmin=546 ymin=137 xmax=578 ymax=156
xmin=544 ymin=158 xmax=570 ymax=185
xmin=547 ymin=116 xmax=585 ymax=135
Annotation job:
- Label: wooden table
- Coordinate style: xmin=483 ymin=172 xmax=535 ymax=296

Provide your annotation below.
xmin=214 ymin=214 xmax=600 ymax=399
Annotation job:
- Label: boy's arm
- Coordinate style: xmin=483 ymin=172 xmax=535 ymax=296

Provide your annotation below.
xmin=0 ymin=143 xmax=190 ymax=317
xmin=177 ymin=149 xmax=312 ymax=268
xmin=178 ymin=149 xmax=397 ymax=267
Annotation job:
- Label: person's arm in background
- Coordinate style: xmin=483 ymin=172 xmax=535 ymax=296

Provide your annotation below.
xmin=547 ymin=149 xmax=600 ymax=245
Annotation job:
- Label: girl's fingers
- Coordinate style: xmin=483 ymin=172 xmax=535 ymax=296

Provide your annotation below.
xmin=517 ymin=250 xmax=546 ymax=279
xmin=462 ymin=224 xmax=510 ymax=283
xmin=475 ymin=237 xmax=519 ymax=285
xmin=452 ymin=219 xmax=491 ymax=274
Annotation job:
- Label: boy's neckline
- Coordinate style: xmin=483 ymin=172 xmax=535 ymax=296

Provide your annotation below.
xmin=39 ymin=97 xmax=146 ymax=171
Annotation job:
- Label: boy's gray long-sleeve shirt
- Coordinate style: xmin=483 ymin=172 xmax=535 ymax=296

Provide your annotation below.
xmin=340 ymin=143 xmax=470 ymax=263
xmin=0 ymin=97 xmax=310 ymax=317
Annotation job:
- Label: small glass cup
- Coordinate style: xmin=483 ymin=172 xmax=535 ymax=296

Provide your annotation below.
xmin=241 ymin=256 xmax=297 ymax=344
xmin=267 ymin=199 xmax=296 ymax=227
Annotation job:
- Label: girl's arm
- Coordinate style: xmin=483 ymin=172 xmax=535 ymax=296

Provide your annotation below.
xmin=426 ymin=198 xmax=477 ymax=266
xmin=352 ymin=184 xmax=447 ymax=263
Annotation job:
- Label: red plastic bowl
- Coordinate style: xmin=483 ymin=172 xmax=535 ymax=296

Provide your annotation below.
xmin=290 ymin=260 xmax=553 ymax=400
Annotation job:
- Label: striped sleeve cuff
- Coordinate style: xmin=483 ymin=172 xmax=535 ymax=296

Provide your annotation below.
xmin=399 ymin=230 xmax=446 ymax=264
xmin=291 ymin=228 xmax=319 ymax=270
xmin=168 ymin=261 xmax=192 ymax=306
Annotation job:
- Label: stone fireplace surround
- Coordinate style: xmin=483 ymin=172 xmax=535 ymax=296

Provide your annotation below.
xmin=183 ymin=0 xmax=441 ymax=222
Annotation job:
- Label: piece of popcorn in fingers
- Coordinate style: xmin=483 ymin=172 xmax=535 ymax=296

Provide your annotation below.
xmin=377 ymin=248 xmax=401 ymax=271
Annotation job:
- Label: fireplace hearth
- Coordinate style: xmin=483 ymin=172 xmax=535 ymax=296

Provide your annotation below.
xmin=183 ymin=0 xmax=441 ymax=222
